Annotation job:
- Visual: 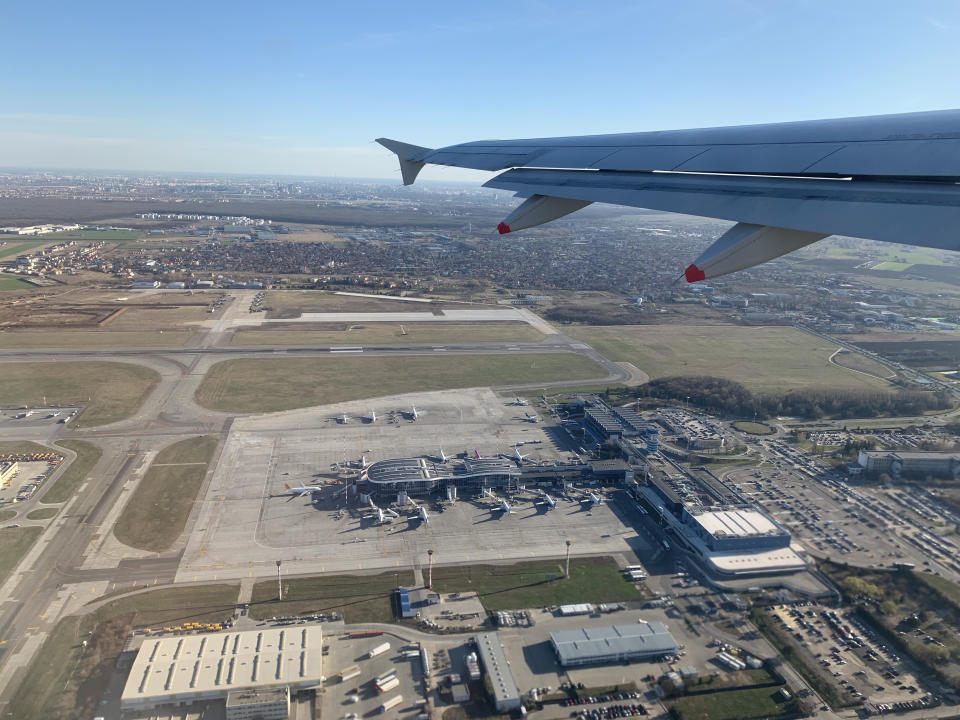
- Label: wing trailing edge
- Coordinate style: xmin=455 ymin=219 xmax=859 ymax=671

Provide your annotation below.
xmin=376 ymin=110 xmax=960 ymax=280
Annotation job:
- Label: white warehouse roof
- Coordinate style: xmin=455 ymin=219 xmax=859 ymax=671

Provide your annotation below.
xmin=691 ymin=509 xmax=780 ymax=538
xmin=550 ymin=622 xmax=678 ymax=666
xmin=121 ymin=626 xmax=323 ymax=710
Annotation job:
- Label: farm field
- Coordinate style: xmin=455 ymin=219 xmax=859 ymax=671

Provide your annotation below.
xmin=195 ymin=353 xmax=605 ymax=413
xmin=0 ymin=274 xmax=35 ymax=290
xmin=566 ymin=325 xmax=891 ymax=392
xmin=231 ymin=321 xmax=545 ymax=346
xmin=0 ymin=361 xmax=160 ymax=427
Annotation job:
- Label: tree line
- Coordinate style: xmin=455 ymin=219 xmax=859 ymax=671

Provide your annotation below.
xmin=631 ymin=376 xmax=951 ymax=420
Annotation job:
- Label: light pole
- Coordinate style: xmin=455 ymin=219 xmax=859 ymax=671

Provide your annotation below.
xmin=427 ymin=549 xmax=434 ymax=589
xmin=276 ymin=560 xmax=283 ymax=601
xmin=565 ymin=540 xmax=572 ymax=580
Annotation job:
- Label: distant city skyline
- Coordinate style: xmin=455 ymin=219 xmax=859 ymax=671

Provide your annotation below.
xmin=4 ymin=0 xmax=959 ymax=179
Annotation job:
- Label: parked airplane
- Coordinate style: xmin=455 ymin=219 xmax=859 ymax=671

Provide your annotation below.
xmin=436 ymin=447 xmax=450 ymax=463
xmin=536 ymin=491 xmax=557 ymax=510
xmin=338 ymin=413 xmax=349 ymax=424
xmin=379 ymin=110 xmax=960 ymax=282
xmin=507 ymin=397 xmax=528 ymax=406
xmin=408 ymin=498 xmax=429 ymax=523
xmin=523 ymin=412 xmax=539 ymax=423
xmin=284 ymin=483 xmax=322 ymax=497
xmin=473 ymin=449 xmax=485 ymax=460
xmin=484 ymin=488 xmax=514 ymax=514
xmin=513 ymin=448 xmax=529 ymax=463
xmin=367 ymin=410 xmax=377 ymax=423
xmin=583 ymin=492 xmax=604 ymax=507
xmin=409 ymin=406 xmax=420 ymax=421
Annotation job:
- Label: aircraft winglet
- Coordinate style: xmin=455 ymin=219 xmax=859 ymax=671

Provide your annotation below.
xmin=375 ymin=138 xmax=431 ymax=185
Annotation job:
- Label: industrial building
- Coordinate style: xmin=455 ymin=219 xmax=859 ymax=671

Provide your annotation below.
xmin=549 ymin=622 xmax=679 ymax=667
xmin=687 ymin=508 xmax=792 ymax=553
xmin=475 ymin=632 xmax=522 ymax=712
xmin=858 ymin=450 xmax=960 ymax=479
xmin=225 ymin=687 xmax=289 ymax=720
xmin=120 ymin=626 xmax=323 ymax=714
xmin=0 ymin=461 xmax=18 ymax=488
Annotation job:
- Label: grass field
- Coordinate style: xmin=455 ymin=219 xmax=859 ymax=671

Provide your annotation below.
xmin=567 ymin=325 xmax=890 ymax=392
xmin=44 ymin=440 xmax=102 ymax=504
xmin=264 ymin=290 xmax=446 ymax=318
xmin=0 ymin=361 xmax=160 ymax=427
xmin=0 ymin=240 xmax=50 ymax=259
xmin=0 ymin=440 xmax=55 ymax=455
xmin=249 ymin=570 xmax=415 ymax=623
xmin=195 ymin=353 xmax=606 ymax=413
xmin=732 ymin=421 xmax=775 ymax=435
xmin=26 ymin=507 xmax=58 ymax=520
xmin=0 ymin=330 xmax=193 ymax=348
xmin=232 ymin=321 xmax=545 ymax=346
xmin=0 ymin=526 xmax=43 ymax=585
xmin=830 ymin=350 xmax=893 ymax=378
xmin=668 ymin=685 xmax=795 ymax=720
xmin=113 ymin=436 xmax=218 ymax=552
xmin=7 ymin=583 xmax=238 ymax=720
xmin=0 ymin=510 xmax=16 ymax=522
xmin=430 ymin=557 xmax=641 ymax=610
xmin=0 ymin=274 xmax=34 ymax=290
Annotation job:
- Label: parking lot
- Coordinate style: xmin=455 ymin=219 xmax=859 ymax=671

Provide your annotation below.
xmin=321 ymin=632 xmax=426 ymax=720
xmin=768 ymin=603 xmax=934 ymax=709
xmin=0 ymin=460 xmax=61 ymax=506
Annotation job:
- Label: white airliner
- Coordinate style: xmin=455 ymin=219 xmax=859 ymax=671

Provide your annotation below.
xmin=409 ymin=406 xmax=420 ymax=421
xmin=284 ymin=483 xmax=322 ymax=497
xmin=536 ymin=491 xmax=557 ymax=510
xmin=512 ymin=448 xmax=529 ymax=463
xmin=484 ymin=488 xmax=514 ymax=515
xmin=368 ymin=410 xmax=377 ymax=423
xmin=523 ymin=412 xmax=539 ymax=423
xmin=338 ymin=413 xmax=349 ymax=424
xmin=436 ymin=448 xmax=450 ymax=463
xmin=408 ymin=498 xmax=429 ymax=523
xmin=379 ymin=110 xmax=960 ymax=282
xmin=507 ymin=397 xmax=528 ymax=406
xmin=584 ymin=492 xmax=604 ymax=507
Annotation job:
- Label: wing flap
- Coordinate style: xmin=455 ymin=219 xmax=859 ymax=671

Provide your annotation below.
xmin=484 ymin=168 xmax=960 ymax=251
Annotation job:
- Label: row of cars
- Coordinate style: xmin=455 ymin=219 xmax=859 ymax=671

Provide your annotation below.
xmin=572 ymin=703 xmax=648 ymax=718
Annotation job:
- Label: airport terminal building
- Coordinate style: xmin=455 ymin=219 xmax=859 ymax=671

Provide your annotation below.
xmin=363 ymin=457 xmax=520 ymax=498
xmin=858 ymin=450 xmax=960 ymax=479
xmin=636 ymin=464 xmax=806 ymax=578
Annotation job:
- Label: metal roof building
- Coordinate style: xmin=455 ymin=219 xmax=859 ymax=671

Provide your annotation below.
xmin=121 ymin=626 xmax=323 ymax=712
xmin=550 ymin=622 xmax=679 ymax=667
xmin=475 ymin=632 xmax=522 ymax=711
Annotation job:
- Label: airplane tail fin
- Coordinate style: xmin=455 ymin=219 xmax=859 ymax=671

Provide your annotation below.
xmin=285 ymin=483 xmax=291 ymax=490
xmin=375 ymin=138 xmax=431 ymax=185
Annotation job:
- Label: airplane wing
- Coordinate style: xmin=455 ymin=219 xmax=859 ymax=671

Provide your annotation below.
xmin=377 ymin=110 xmax=960 ymax=281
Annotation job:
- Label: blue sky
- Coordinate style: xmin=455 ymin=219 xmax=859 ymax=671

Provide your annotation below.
xmin=3 ymin=0 xmax=960 ymax=179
